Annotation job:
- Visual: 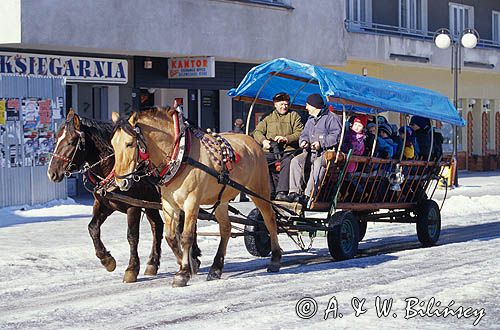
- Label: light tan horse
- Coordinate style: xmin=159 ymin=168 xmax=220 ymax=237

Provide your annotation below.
xmin=111 ymin=107 xmax=281 ymax=287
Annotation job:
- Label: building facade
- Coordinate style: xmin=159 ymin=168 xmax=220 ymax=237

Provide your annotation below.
xmin=341 ymin=0 xmax=500 ymax=170
xmin=0 ymin=0 xmax=499 ymax=183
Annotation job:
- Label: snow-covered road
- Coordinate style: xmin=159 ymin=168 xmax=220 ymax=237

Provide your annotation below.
xmin=0 ymin=173 xmax=499 ymax=329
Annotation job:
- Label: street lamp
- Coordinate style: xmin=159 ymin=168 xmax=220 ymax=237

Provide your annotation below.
xmin=433 ymin=27 xmax=479 ymax=187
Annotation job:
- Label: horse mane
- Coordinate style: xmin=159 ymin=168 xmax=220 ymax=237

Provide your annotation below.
xmin=77 ymin=116 xmax=114 ymax=153
xmin=139 ymin=106 xmax=172 ymax=122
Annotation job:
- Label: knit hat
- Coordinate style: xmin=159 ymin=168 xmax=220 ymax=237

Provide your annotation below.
xmin=379 ymin=123 xmax=393 ymax=136
xmin=409 ymin=116 xmax=430 ymax=130
xmin=306 ymin=93 xmax=325 ymax=109
xmin=353 ymin=114 xmax=368 ymax=128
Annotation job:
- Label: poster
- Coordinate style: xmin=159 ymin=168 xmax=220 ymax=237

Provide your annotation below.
xmin=0 ymin=99 xmax=6 ymax=125
xmin=7 ymin=98 xmax=20 ymax=120
xmin=38 ymin=99 xmax=52 ymax=125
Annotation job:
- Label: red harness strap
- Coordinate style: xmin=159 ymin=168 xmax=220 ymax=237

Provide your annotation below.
xmin=158 ymin=111 xmax=182 ymax=178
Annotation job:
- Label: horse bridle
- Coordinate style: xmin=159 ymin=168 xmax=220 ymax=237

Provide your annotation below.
xmin=113 ymin=111 xmax=187 ymax=186
xmin=50 ymin=125 xmax=86 ymax=177
xmin=113 ymin=120 xmax=153 ymax=182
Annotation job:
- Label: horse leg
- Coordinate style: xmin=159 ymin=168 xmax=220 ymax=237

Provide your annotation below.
xmin=207 ymin=203 xmax=231 ymax=281
xmin=178 ymin=212 xmax=201 ymax=274
xmin=172 ymin=200 xmax=199 ymax=287
xmin=162 ymin=202 xmax=183 ymax=268
xmin=143 ymin=208 xmax=163 ymax=276
xmin=123 ymin=207 xmax=141 ymax=283
xmin=251 ymin=198 xmax=282 ymax=272
xmin=88 ymin=200 xmax=116 ymax=272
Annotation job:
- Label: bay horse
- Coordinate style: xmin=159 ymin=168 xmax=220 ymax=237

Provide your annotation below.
xmin=110 ymin=106 xmax=281 ymax=287
xmin=47 ymin=109 xmax=201 ymax=282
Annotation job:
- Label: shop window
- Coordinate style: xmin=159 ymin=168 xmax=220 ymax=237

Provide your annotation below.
xmin=399 ymin=0 xmax=427 ymax=33
xmin=493 ymin=11 xmax=500 ymax=43
xmin=449 ymin=3 xmax=474 ymax=36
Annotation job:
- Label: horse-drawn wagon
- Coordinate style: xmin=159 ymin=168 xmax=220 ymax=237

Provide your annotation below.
xmin=227 ymin=58 xmax=465 ymax=261
xmin=63 ymin=58 xmax=464 ymax=286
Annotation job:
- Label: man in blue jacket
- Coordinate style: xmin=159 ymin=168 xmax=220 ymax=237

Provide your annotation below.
xmin=284 ymin=94 xmax=342 ymax=204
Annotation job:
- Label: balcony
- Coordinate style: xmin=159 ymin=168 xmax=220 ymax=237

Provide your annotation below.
xmin=345 ymin=20 xmax=500 ymax=50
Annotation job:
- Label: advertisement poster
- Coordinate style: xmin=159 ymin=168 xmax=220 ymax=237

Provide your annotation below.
xmin=7 ymin=98 xmax=20 ymax=120
xmin=38 ymin=99 xmax=52 ymax=125
xmin=0 ymin=99 xmax=6 ymax=125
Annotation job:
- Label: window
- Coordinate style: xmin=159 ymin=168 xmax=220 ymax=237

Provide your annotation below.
xmin=493 ymin=11 xmax=500 ymax=42
xmin=346 ymin=0 xmax=372 ymax=24
xmin=449 ymin=3 xmax=474 ymax=36
xmin=399 ymin=0 xmax=427 ymax=32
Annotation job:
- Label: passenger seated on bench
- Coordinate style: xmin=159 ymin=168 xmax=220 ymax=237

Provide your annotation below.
xmin=253 ymin=92 xmax=304 ymax=200
xmin=339 ymin=115 xmax=367 ymax=202
xmin=283 ymin=93 xmax=342 ymax=205
xmin=409 ymin=115 xmax=443 ymax=160
xmin=376 ymin=123 xmax=397 ymax=159
xmin=398 ymin=126 xmax=417 ymax=160
xmin=342 ymin=115 xmax=367 ymax=172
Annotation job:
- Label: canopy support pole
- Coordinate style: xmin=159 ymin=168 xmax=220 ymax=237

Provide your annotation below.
xmin=290 ymin=78 xmax=314 ymax=107
xmin=245 ymin=69 xmax=285 ymax=135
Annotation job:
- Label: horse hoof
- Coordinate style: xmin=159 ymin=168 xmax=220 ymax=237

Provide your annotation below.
xmin=206 ymin=269 xmax=222 ymax=281
xmin=267 ymin=263 xmax=280 ymax=273
xmin=172 ymin=274 xmax=189 ymax=287
xmin=101 ymin=256 xmax=116 ymax=272
xmin=123 ymin=270 xmax=138 ymax=283
xmin=144 ymin=264 xmax=158 ymax=276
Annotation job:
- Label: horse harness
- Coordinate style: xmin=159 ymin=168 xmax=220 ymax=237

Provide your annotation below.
xmin=50 ymin=124 xmax=115 ymax=192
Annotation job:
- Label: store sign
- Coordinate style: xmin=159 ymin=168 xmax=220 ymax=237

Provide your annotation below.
xmin=0 ymin=52 xmax=128 ymax=84
xmin=168 ymin=56 xmax=215 ymax=79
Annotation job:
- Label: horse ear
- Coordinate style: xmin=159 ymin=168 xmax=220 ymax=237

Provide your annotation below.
xmin=128 ymin=112 xmax=139 ymax=125
xmin=111 ymin=111 xmax=120 ymax=124
xmin=73 ymin=113 xmax=81 ymax=130
xmin=66 ymin=108 xmax=75 ymax=122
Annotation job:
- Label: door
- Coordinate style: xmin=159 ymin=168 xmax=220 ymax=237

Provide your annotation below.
xmin=200 ymin=90 xmax=219 ymax=132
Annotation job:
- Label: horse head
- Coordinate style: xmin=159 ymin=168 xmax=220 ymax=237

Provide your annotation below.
xmin=111 ymin=107 xmax=178 ymax=191
xmin=47 ymin=108 xmax=86 ymax=182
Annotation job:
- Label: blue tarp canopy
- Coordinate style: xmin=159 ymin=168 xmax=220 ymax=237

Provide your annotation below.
xmin=228 ymin=58 xmax=465 ymax=126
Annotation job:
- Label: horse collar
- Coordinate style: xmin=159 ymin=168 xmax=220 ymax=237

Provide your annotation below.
xmin=157 ymin=111 xmax=190 ymax=186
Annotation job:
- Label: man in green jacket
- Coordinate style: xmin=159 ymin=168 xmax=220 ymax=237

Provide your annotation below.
xmin=253 ymin=92 xmax=304 ymax=200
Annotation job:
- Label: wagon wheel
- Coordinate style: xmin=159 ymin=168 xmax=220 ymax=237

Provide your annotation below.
xmin=415 ymin=199 xmax=441 ymax=247
xmin=327 ymin=211 xmax=359 ymax=260
xmin=358 ymin=220 xmax=368 ymax=242
xmin=244 ymin=208 xmax=271 ymax=257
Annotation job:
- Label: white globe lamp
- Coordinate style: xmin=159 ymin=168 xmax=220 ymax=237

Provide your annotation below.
xmin=461 ymin=32 xmax=478 ymax=49
xmin=435 ymin=33 xmax=451 ymax=49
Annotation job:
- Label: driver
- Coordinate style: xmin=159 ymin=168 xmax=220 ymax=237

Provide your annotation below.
xmin=252 ymin=92 xmax=304 ymax=200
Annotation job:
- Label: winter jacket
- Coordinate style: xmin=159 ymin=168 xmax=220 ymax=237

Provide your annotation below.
xmin=299 ymin=108 xmax=342 ymax=151
xmin=253 ymin=110 xmax=303 ymax=152
xmin=342 ymin=129 xmax=365 ymax=172
xmin=376 ymin=136 xmax=397 ymax=159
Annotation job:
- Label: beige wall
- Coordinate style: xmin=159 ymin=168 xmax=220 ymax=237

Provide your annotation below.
xmin=332 ymin=60 xmax=500 ymax=156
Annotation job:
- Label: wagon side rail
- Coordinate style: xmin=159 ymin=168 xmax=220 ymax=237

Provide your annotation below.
xmin=310 ymin=151 xmax=446 ymax=212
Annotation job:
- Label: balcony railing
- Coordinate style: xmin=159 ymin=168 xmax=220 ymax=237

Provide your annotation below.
xmin=345 ymin=20 xmax=500 ymax=50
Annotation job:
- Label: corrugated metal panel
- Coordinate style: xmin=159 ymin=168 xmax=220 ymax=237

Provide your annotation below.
xmin=28 ymin=76 xmax=53 ymax=99
xmin=0 ymin=167 xmax=67 ymax=207
xmin=0 ymin=75 xmax=29 ymax=98
xmin=31 ymin=166 xmax=67 ymax=204
xmin=0 ymin=75 xmax=67 ymax=207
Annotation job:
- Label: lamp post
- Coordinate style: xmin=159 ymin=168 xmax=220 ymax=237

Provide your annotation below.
xmin=434 ymin=28 xmax=479 ymax=187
